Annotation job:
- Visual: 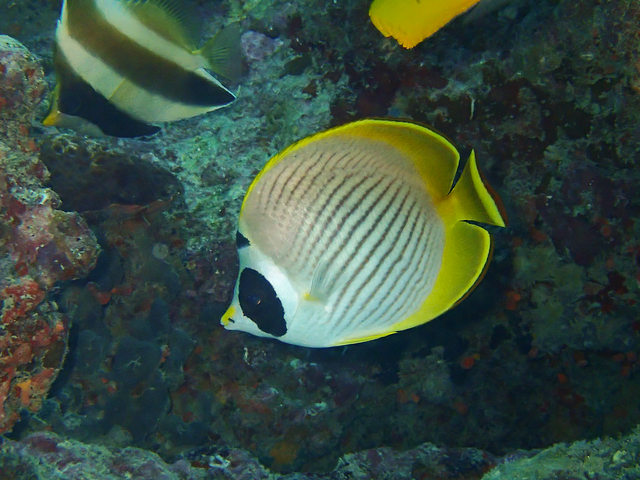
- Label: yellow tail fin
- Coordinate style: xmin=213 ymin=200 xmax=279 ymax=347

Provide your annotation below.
xmin=447 ymin=151 xmax=507 ymax=227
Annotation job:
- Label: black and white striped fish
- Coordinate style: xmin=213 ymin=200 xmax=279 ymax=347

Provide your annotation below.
xmin=43 ymin=0 xmax=241 ymax=137
xmin=222 ymin=119 xmax=507 ymax=348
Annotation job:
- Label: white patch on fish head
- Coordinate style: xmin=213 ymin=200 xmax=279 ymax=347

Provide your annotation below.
xmin=221 ymin=241 xmax=299 ymax=341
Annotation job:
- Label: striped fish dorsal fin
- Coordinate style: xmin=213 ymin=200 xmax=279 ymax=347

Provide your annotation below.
xmin=123 ymin=0 xmax=200 ymax=50
xmin=318 ymin=119 xmax=461 ymax=201
xmin=197 ymin=23 xmax=242 ymax=81
xmin=243 ymin=119 xmax=460 ymax=209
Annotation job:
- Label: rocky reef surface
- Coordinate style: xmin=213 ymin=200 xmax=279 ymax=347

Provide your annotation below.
xmin=0 ymin=35 xmax=99 ymax=435
xmin=0 ymin=0 xmax=639 ymax=478
xmin=1 ymin=427 xmax=639 ymax=480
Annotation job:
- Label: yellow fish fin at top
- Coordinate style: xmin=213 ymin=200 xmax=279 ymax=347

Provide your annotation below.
xmin=394 ymin=150 xmax=507 ymax=331
xmin=369 ymin=0 xmax=483 ymax=48
xmin=240 ymin=119 xmax=460 ymax=216
xmin=330 ymin=119 xmax=461 ymax=200
xmin=123 ymin=0 xmax=200 ymax=50
xmin=441 ymin=150 xmax=508 ymax=228
xmin=242 ymin=119 xmax=460 ymax=217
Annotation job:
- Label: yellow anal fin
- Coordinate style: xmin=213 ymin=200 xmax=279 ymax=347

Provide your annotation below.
xmin=394 ymin=151 xmax=507 ymax=331
xmin=369 ymin=0 xmax=482 ymax=49
xmin=334 ymin=330 xmax=397 ymax=346
xmin=394 ymin=221 xmax=492 ymax=331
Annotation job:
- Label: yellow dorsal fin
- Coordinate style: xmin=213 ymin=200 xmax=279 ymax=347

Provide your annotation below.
xmin=369 ymin=0 xmax=482 ymax=48
xmin=243 ymin=119 xmax=459 ymax=212
xmin=328 ymin=119 xmax=461 ymax=201
xmin=124 ymin=0 xmax=200 ymax=50
xmin=196 ymin=23 xmax=242 ymax=81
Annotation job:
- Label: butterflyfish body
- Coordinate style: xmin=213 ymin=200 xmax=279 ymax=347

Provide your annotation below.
xmin=369 ymin=0 xmax=483 ymax=48
xmin=222 ymin=119 xmax=507 ymax=348
xmin=44 ymin=0 xmax=242 ymax=137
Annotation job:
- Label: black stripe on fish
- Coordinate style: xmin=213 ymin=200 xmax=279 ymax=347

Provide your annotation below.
xmin=326 ymin=178 xmax=399 ymax=295
xmin=367 ymin=206 xmax=429 ymax=328
xmin=339 ymin=186 xmax=413 ymax=326
xmin=294 ymin=173 xmax=368 ymax=268
xmin=306 ymin=176 xmax=384 ymax=275
xmin=53 ymin=47 xmax=160 ymax=137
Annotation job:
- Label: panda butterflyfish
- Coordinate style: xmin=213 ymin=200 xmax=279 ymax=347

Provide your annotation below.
xmin=221 ymin=119 xmax=507 ymax=348
xmin=43 ymin=0 xmax=242 ymax=138
xmin=369 ymin=0 xmax=483 ymax=49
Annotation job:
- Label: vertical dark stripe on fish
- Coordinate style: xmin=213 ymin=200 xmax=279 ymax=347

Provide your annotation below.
xmin=380 ymin=218 xmax=434 ymax=324
xmin=307 ymin=176 xmax=386 ymax=272
xmin=338 ymin=187 xmax=413 ymax=325
xmin=285 ymin=151 xmax=347 ymax=206
xmin=364 ymin=207 xmax=428 ymax=329
xmin=334 ymin=194 xmax=420 ymax=337
xmin=287 ymin=172 xmax=358 ymax=267
xmin=270 ymin=149 xmax=323 ymax=207
xmin=399 ymin=220 xmax=439 ymax=314
xmin=296 ymin=174 xmax=374 ymax=268
xmin=326 ymin=179 xmax=402 ymax=295
xmin=288 ymin=148 xmax=373 ymax=266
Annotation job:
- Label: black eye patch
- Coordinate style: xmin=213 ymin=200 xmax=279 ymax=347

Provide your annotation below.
xmin=238 ymin=268 xmax=287 ymax=337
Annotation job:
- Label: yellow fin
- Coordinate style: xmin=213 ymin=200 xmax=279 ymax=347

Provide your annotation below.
xmin=326 ymin=119 xmax=461 ymax=201
xmin=243 ymin=119 xmax=459 ymax=214
xmin=394 ymin=150 xmax=507 ymax=331
xmin=440 ymin=150 xmax=508 ymax=227
xmin=124 ymin=0 xmax=200 ymax=50
xmin=394 ymin=222 xmax=492 ymax=331
xmin=334 ymin=330 xmax=396 ymax=346
xmin=369 ymin=0 xmax=483 ymax=48
xmin=197 ymin=23 xmax=242 ymax=81
xmin=43 ymin=83 xmax=62 ymax=126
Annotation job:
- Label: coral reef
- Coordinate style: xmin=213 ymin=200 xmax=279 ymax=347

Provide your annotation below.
xmin=0 ymin=35 xmax=99 ymax=434
xmin=1 ymin=427 xmax=639 ymax=479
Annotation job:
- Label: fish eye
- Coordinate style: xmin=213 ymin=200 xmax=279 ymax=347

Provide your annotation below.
xmin=247 ymin=292 xmax=263 ymax=306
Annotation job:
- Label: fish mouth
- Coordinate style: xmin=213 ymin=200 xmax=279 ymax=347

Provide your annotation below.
xmin=221 ymin=306 xmax=236 ymax=326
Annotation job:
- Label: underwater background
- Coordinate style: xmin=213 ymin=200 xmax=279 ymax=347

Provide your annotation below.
xmin=1 ymin=0 xmax=640 ymax=478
